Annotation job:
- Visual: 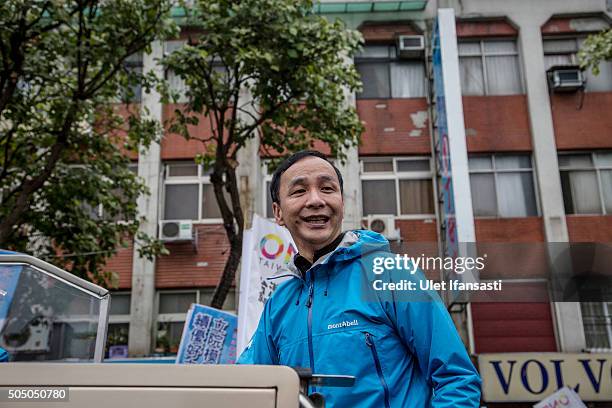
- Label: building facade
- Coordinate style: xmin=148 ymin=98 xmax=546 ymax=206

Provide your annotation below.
xmin=106 ymin=0 xmax=612 ymax=405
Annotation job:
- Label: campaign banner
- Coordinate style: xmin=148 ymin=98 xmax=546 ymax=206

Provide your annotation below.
xmin=237 ymin=214 xmax=296 ymax=355
xmin=176 ymin=304 xmax=237 ymax=365
xmin=0 ymin=265 xmax=22 ymax=333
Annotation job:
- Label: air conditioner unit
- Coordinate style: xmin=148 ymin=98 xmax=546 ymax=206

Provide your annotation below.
xmin=547 ymin=65 xmax=585 ymax=92
xmin=159 ymin=220 xmax=194 ymax=242
xmin=397 ymin=35 xmax=425 ymax=58
xmin=1 ymin=316 xmax=51 ymax=353
xmin=366 ymin=214 xmax=400 ymax=241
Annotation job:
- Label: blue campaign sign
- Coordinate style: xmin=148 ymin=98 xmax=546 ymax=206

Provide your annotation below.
xmin=176 ymin=304 xmax=237 ymax=365
xmin=432 ymin=16 xmax=458 ymax=261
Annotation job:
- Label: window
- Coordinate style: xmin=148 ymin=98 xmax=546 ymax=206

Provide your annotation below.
xmin=559 ymin=152 xmax=612 ymax=215
xmin=262 ymin=162 xmax=277 ymax=219
xmin=82 ymin=163 xmax=138 ymax=222
xmin=458 ymin=39 xmax=523 ymax=95
xmin=121 ymin=53 xmax=143 ymax=103
xmin=360 ymin=157 xmax=434 ymax=217
xmin=155 ymin=288 xmax=236 ymax=354
xmin=106 ymin=292 xmax=131 ymax=352
xmin=165 ymin=40 xmax=188 ymax=103
xmin=468 ymin=154 xmax=538 ymax=217
xmin=581 ymin=302 xmax=612 ymax=350
xmin=164 ymin=40 xmax=228 ymax=103
xmin=163 ymin=161 xmax=230 ymax=221
xmin=543 ymin=38 xmax=612 ymax=92
xmin=355 ymin=45 xmax=426 ymax=99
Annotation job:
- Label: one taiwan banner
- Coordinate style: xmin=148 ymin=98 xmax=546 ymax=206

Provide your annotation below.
xmin=237 ymin=214 xmax=296 ymax=355
xmin=176 ymin=304 xmax=237 ymax=365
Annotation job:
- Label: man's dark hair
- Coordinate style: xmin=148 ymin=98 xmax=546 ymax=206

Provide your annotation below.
xmin=270 ymin=150 xmax=344 ymax=204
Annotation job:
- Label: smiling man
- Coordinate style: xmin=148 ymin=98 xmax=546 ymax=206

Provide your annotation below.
xmin=237 ymin=150 xmax=481 ymax=407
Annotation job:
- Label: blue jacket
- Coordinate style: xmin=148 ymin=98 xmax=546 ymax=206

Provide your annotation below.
xmin=0 ymin=347 xmax=8 ymax=362
xmin=238 ymin=230 xmax=481 ymax=407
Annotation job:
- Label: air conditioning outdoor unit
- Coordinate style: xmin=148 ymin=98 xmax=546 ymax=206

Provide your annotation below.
xmin=547 ymin=65 xmax=585 ymax=92
xmin=1 ymin=316 xmax=51 ymax=353
xmin=159 ymin=220 xmax=194 ymax=242
xmin=366 ymin=214 xmax=400 ymax=241
xmin=397 ymin=35 xmax=425 ymax=58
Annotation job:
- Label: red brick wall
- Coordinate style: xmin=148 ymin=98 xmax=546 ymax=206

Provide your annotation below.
xmin=359 ymin=22 xmax=420 ymax=42
xmin=472 ymin=218 xmax=556 ymax=353
xmin=456 ymin=19 xmax=518 ymax=38
xmin=475 ymin=218 xmax=545 ymax=243
xmin=541 ymin=16 xmax=609 ymax=35
xmin=471 ymin=302 xmax=557 ymax=353
xmin=396 ymin=219 xmax=437 ymax=242
xmin=463 ymin=96 xmax=532 ymax=152
xmin=259 ymin=139 xmax=332 ymax=158
xmin=161 ymin=104 xmax=212 ymax=160
xmin=156 ymin=224 xmax=230 ymax=288
xmin=357 ymin=98 xmax=431 ymax=155
xmin=105 ymin=238 xmax=134 ymax=289
xmin=111 ymin=104 xmax=140 ymax=161
xmin=551 ymin=92 xmax=612 ymax=150
xmin=566 ymin=215 xmax=612 ymax=242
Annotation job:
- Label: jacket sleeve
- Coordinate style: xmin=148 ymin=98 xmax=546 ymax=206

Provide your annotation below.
xmin=0 ymin=347 xmax=8 ymax=363
xmin=236 ymin=296 xmax=279 ymax=365
xmin=380 ymin=267 xmax=482 ymax=407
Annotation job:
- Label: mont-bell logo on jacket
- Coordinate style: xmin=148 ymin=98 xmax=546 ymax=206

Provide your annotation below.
xmin=327 ymin=319 xmax=359 ymax=330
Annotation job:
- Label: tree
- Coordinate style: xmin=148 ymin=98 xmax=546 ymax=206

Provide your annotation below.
xmin=579 ymin=28 xmax=612 ymax=75
xmin=0 ymin=0 xmax=176 ymax=286
xmin=163 ymin=0 xmax=363 ymax=308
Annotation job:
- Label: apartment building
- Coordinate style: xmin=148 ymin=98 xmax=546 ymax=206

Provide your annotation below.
xmin=105 ymin=1 xmax=612 ymax=405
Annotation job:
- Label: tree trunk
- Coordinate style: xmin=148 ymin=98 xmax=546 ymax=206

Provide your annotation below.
xmin=209 ymin=162 xmax=244 ymax=310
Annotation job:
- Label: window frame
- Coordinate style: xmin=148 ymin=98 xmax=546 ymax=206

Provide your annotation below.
xmin=108 ymin=291 xmax=131 ymax=325
xmin=468 ymin=153 xmax=540 ymax=218
xmin=262 ymin=162 xmax=274 ymax=219
xmin=360 ymin=156 xmax=435 ymax=219
xmin=154 ymin=288 xmax=236 ymax=352
xmin=162 ymin=161 xmax=224 ymax=223
xmin=122 ymin=53 xmax=143 ymax=103
xmin=581 ymin=301 xmax=612 ymax=351
xmin=558 ymin=151 xmax=612 ymax=215
xmin=542 ymin=36 xmax=581 ymax=65
xmin=458 ymin=38 xmax=524 ymax=96
xmin=543 ymin=35 xmax=612 ymax=92
xmin=164 ymin=40 xmax=189 ymax=103
xmin=354 ymin=44 xmax=426 ymax=100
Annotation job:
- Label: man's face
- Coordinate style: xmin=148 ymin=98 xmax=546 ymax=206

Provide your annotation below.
xmin=272 ymin=156 xmax=344 ymax=258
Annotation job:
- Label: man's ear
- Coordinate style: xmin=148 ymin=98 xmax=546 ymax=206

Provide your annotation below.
xmin=272 ymin=202 xmax=285 ymax=226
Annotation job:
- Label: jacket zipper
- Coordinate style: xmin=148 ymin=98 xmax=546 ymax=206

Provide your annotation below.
xmin=306 ymin=274 xmax=315 ymax=390
xmin=365 ymin=332 xmax=391 ymax=408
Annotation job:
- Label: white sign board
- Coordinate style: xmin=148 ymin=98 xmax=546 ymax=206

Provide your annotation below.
xmin=479 ymin=353 xmax=612 ymax=402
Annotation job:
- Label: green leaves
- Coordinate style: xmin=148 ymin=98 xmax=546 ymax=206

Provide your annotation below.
xmin=163 ymin=0 xmax=363 ymax=159
xmin=161 ymin=0 xmax=364 ymax=307
xmin=0 ymin=0 xmax=176 ymax=287
xmin=579 ymin=28 xmax=612 ymax=76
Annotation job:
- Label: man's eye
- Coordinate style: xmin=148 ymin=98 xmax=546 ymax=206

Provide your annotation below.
xmin=291 ymin=189 xmax=305 ymax=195
xmin=322 ymin=186 xmax=335 ymax=192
